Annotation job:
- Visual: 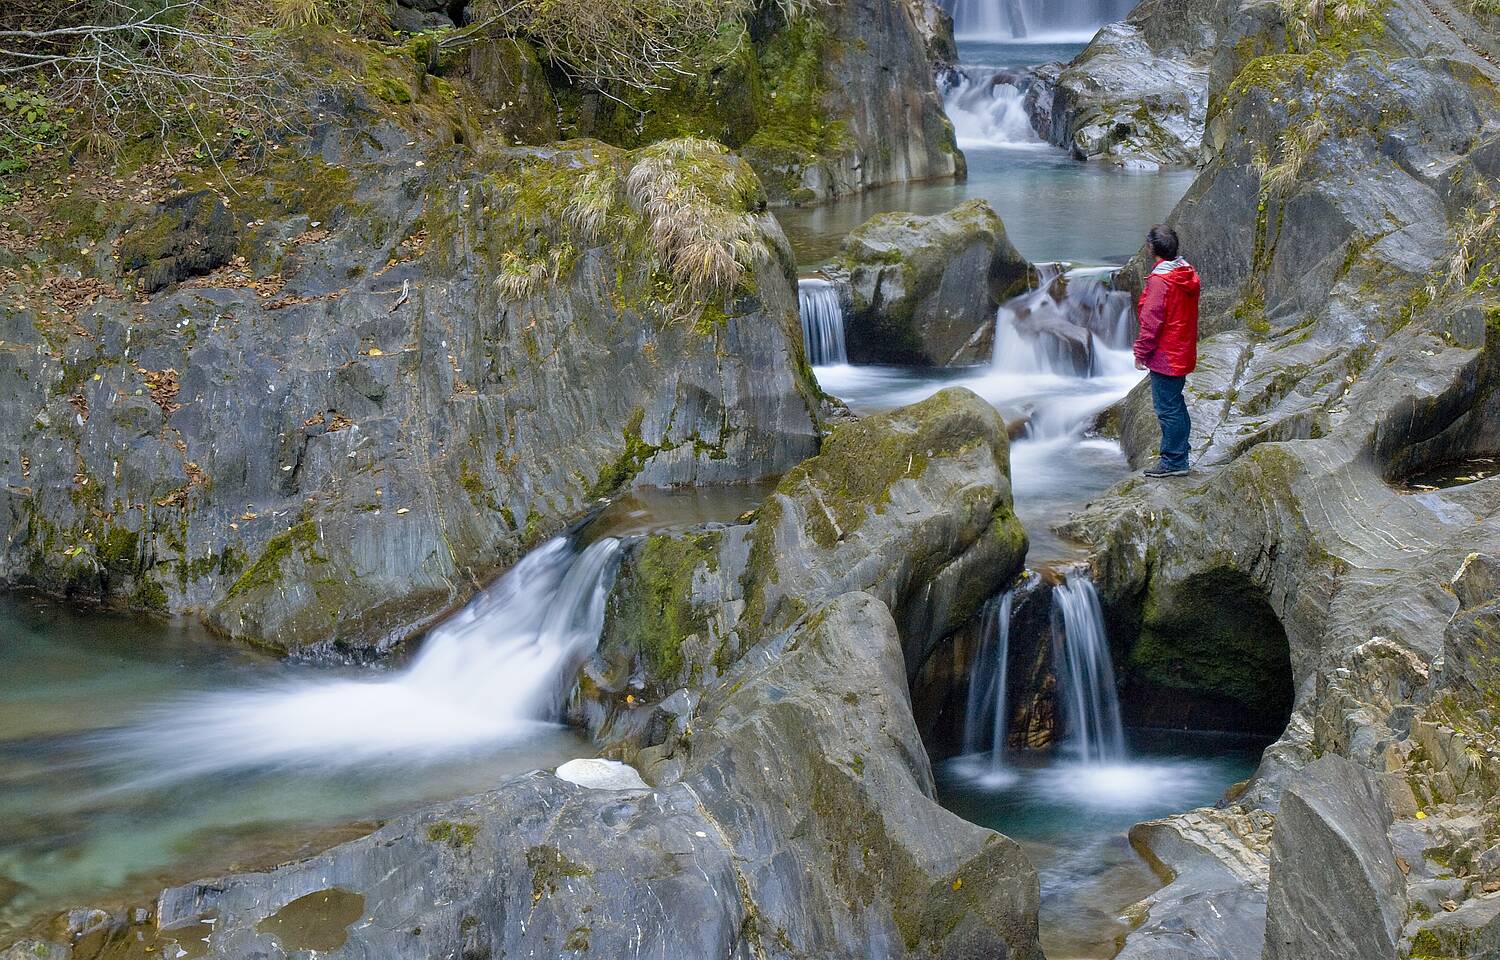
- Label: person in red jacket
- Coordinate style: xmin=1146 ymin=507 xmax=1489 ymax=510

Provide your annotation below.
xmin=1134 ymin=224 xmax=1201 ymax=478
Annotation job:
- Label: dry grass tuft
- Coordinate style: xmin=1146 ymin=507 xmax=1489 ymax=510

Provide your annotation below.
xmin=623 ymin=138 xmax=771 ymax=304
xmin=269 ymin=0 xmax=330 ymax=28
xmin=1276 ymin=0 xmax=1380 ymax=48
xmin=1260 ymin=113 xmax=1328 ymax=198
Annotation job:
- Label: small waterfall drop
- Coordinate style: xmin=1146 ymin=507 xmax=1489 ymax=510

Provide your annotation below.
xmin=962 ymin=590 xmax=1016 ymax=768
xmin=120 ymin=536 xmax=622 ymax=778
xmin=943 ymin=0 xmax=1134 ymax=41
xmin=1050 ymin=571 xmax=1125 ymax=763
xmin=798 ymin=278 xmax=848 ymax=367
xmin=990 ymin=264 xmax=1139 ymax=441
xmin=941 ymin=69 xmax=1046 ymax=150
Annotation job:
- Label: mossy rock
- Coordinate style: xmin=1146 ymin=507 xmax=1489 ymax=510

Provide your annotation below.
xmin=832 ymin=199 xmax=1034 ymax=366
xmin=117 ymin=190 xmax=238 ymax=293
xmin=602 ymin=529 xmax=724 ymax=697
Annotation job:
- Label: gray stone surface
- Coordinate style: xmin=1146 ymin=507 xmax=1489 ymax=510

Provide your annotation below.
xmin=826 ymin=200 xmax=1034 ymax=366
xmin=116 ymin=389 xmax=1041 ymax=960
xmin=1 ymin=106 xmax=819 ymax=658
xmin=1041 ymin=0 xmax=1223 ymax=167
xmin=771 ymin=0 xmax=963 ymax=204
xmin=1263 ymin=755 xmax=1405 ymax=960
xmin=1118 ymin=806 xmax=1273 ymax=960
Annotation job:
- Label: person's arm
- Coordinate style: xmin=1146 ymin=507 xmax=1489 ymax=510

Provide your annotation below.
xmin=1135 ymin=275 xmax=1167 ymax=367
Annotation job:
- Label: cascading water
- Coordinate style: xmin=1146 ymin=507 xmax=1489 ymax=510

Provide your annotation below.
xmin=941 ymin=68 xmax=1046 ymax=149
xmin=943 ymin=0 xmax=1135 ymax=41
xmin=1049 ymin=571 xmax=1125 ymax=763
xmin=962 ymin=590 xmax=1016 ymax=769
xmin=990 ymin=264 xmax=1139 ymax=441
xmin=121 ymin=535 xmax=622 ymax=778
xmin=798 ymin=277 xmax=848 ymax=367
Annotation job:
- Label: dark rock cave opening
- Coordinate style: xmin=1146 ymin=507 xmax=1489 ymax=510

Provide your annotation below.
xmin=1114 ymin=568 xmax=1294 ymax=738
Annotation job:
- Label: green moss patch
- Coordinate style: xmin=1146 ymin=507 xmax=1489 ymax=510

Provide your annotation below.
xmin=604 ymin=530 xmax=723 ymax=692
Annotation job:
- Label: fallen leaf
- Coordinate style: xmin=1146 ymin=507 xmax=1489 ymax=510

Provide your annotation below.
xmin=367 ymin=347 xmax=384 ymax=357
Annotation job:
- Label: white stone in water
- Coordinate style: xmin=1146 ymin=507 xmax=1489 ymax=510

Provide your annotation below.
xmin=555 ymin=758 xmax=649 ymax=792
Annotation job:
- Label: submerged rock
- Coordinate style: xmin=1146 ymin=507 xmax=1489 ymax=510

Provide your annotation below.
xmin=828 ymin=200 xmax=1034 ymax=366
xmin=128 ymin=387 xmax=1039 ymax=960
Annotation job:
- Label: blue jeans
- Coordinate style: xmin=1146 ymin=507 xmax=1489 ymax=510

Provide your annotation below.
xmin=1150 ymin=371 xmax=1191 ymax=471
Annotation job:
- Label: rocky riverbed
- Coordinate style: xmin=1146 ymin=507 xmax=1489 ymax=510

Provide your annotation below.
xmin=3 ymin=0 xmax=1499 ymax=957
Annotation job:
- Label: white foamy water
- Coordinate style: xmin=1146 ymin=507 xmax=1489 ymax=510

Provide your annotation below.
xmin=812 ymin=266 xmax=1144 ymax=563
xmin=117 ymin=536 xmax=622 ymax=777
xmin=942 ymin=70 xmax=1048 ymax=150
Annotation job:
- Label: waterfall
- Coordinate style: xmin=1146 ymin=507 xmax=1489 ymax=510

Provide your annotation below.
xmin=798 ymin=278 xmax=848 ymax=367
xmin=962 ymin=590 xmax=1015 ymax=768
xmin=944 ymin=0 xmax=1135 ymax=41
xmin=119 ymin=536 xmax=622 ymax=777
xmin=941 ymin=68 xmax=1046 ymax=149
xmin=1050 ymin=571 xmax=1125 ymax=763
xmin=988 ymin=264 xmax=1140 ymax=441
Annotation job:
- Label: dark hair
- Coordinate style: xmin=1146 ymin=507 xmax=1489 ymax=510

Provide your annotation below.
xmin=1147 ymin=224 xmax=1180 ymax=260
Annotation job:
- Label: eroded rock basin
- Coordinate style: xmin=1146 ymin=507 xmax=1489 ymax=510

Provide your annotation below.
xmin=939 ymin=730 xmax=1268 ymax=959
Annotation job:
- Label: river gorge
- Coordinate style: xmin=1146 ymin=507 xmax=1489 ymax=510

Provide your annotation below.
xmin=1 ymin=0 xmax=1498 ymax=958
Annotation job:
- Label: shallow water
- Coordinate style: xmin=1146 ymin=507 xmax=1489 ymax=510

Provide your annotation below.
xmin=776 ymin=39 xmax=1196 ymax=267
xmin=938 ymin=729 xmax=1266 ymax=959
xmin=0 ymin=592 xmax=590 ymax=939
xmin=780 ymin=149 xmax=1195 ymax=268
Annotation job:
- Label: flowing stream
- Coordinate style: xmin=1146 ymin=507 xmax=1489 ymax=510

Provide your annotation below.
xmin=0 ymin=487 xmax=770 ymax=940
xmin=943 ymin=0 xmax=1135 ymax=42
xmin=783 ymin=31 xmax=1250 ymax=960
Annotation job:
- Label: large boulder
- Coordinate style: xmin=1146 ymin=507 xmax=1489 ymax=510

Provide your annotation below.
xmin=583 ymin=386 xmax=1029 ymax=742
xmin=827 ymin=200 xmax=1034 ymax=366
xmin=1263 ymin=756 xmax=1406 ymax=960
xmin=1040 ymin=0 xmax=1223 ymax=167
xmin=1053 ymin=0 xmax=1500 ymax=955
xmin=0 ymin=63 xmax=819 ymax=658
xmin=84 ymin=388 xmax=1040 ymax=960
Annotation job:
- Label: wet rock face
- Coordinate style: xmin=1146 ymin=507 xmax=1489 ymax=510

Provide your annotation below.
xmin=1062 ymin=0 xmax=1500 ymax=956
xmin=1040 ymin=0 xmax=1223 ymax=167
xmin=827 ymin=200 xmax=1034 ymax=366
xmin=0 ymin=115 xmax=819 ymax=657
xmin=757 ymin=0 xmax=963 ymax=204
xmin=113 ymin=388 xmax=1040 ymax=960
xmin=585 ymin=387 xmax=1028 ymax=737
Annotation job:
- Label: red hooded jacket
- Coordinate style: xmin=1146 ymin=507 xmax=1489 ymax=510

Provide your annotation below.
xmin=1134 ymin=258 xmax=1201 ymax=376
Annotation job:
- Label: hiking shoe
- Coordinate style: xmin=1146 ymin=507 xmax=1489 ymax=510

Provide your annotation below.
xmin=1143 ymin=464 xmax=1190 ymax=478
